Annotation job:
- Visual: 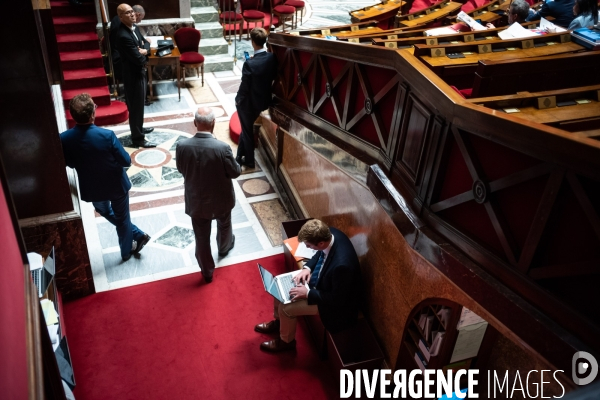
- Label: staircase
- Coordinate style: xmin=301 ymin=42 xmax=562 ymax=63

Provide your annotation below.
xmin=191 ymin=0 xmax=234 ymax=72
xmin=51 ymin=1 xmax=128 ymax=128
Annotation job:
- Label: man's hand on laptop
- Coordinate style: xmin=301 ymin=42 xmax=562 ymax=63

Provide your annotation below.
xmin=289 ymin=285 xmax=308 ymax=302
xmin=293 ymin=268 xmax=311 ymax=285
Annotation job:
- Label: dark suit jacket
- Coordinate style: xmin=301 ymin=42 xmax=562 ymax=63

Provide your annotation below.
xmin=109 ymin=15 xmax=122 ymax=63
xmin=527 ymin=0 xmax=575 ymax=28
xmin=235 ymin=51 xmax=278 ymax=114
xmin=60 ymin=124 xmax=131 ymax=202
xmin=175 ymin=133 xmax=241 ymax=219
xmin=116 ymin=23 xmax=150 ymax=83
xmin=306 ymin=227 xmax=362 ymax=334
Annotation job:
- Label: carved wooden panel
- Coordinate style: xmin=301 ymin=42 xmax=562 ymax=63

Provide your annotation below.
xmin=394 ymin=94 xmax=432 ymax=185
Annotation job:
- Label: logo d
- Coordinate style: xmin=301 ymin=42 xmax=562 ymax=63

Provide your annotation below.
xmin=572 ymin=351 xmax=598 ymax=385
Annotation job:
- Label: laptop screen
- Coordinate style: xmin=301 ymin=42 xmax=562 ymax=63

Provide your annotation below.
xmin=257 ymin=264 xmax=283 ymax=302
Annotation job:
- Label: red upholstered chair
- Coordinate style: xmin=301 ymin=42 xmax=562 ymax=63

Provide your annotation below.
xmin=218 ymin=0 xmax=243 ymax=41
xmin=239 ymin=0 xmax=265 ymax=39
xmin=284 ymin=0 xmax=305 ymax=29
xmin=174 ymin=28 xmax=205 ymax=87
xmin=271 ymin=0 xmax=295 ymax=32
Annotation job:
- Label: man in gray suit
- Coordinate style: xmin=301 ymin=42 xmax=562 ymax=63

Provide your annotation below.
xmin=176 ymin=107 xmax=241 ymax=283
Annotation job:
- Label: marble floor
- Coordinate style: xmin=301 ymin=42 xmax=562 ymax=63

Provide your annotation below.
xmin=82 ymin=0 xmax=379 ymax=292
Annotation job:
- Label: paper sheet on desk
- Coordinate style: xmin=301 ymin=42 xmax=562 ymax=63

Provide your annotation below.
xmin=146 ymin=36 xmax=165 ymax=49
xmin=540 ymin=17 xmax=567 ymax=33
xmin=27 ymin=252 xmax=43 ymax=271
xmin=456 ymin=11 xmax=487 ymax=31
xmin=41 ymin=299 xmax=59 ymax=325
xmin=295 ymin=242 xmax=317 ymax=259
xmin=498 ymin=22 xmax=540 ymax=39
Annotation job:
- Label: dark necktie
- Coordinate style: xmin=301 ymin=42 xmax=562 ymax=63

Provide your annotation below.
xmin=309 ymin=251 xmax=325 ymax=287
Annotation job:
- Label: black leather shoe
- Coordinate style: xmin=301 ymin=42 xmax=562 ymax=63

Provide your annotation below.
xmin=142 ymin=127 xmax=154 ymax=134
xmin=122 ymin=254 xmax=132 ymax=262
xmin=132 ymin=140 xmax=156 ymax=148
xmin=218 ymin=235 xmax=235 ymax=257
xmin=260 ymin=338 xmax=296 ymax=352
xmin=203 ymin=274 xmax=213 ymax=283
xmin=255 ymin=320 xmax=280 ymax=334
xmin=145 ymin=100 xmax=152 ymax=106
xmin=133 ymin=234 xmax=151 ymax=255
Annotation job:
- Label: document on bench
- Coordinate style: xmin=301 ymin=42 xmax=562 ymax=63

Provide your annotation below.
xmin=456 ymin=11 xmax=487 ymax=31
xmin=539 ymin=17 xmax=567 ymax=33
xmin=294 ymin=241 xmax=318 ymax=259
xmin=498 ymin=22 xmax=539 ymax=40
xmin=146 ymin=36 xmax=165 ymax=49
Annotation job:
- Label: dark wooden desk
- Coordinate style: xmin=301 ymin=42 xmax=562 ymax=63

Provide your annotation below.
xmin=350 ymin=0 xmax=405 ymax=23
xmin=397 ymin=1 xmax=462 ymax=28
xmin=147 ymin=46 xmax=181 ymax=101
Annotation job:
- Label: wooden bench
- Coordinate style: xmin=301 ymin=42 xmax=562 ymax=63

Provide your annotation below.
xmin=396 ymin=1 xmax=463 ymax=28
xmin=296 ymin=21 xmax=380 ymax=37
xmin=467 ymin=85 xmax=600 ymax=136
xmin=350 ymin=0 xmax=406 ymax=29
xmin=281 ymin=219 xmax=385 ymax=373
xmin=396 ymin=0 xmax=452 ymax=22
xmin=373 ymin=24 xmax=516 ymax=47
xmin=471 ymin=51 xmax=600 ymax=98
xmin=413 ymin=33 xmax=583 ymax=86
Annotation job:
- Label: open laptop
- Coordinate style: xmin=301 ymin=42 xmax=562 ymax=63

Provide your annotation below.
xmin=257 ymin=264 xmax=309 ymax=304
xmin=31 ymin=247 xmax=55 ymax=298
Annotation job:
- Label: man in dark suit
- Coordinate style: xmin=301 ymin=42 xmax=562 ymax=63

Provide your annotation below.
xmin=109 ymin=5 xmax=145 ymax=85
xmin=235 ymin=27 xmax=278 ymax=169
xmin=176 ymin=107 xmax=241 ymax=283
xmin=255 ymin=219 xmax=362 ymax=352
xmin=527 ymin=0 xmax=576 ymax=28
xmin=116 ymin=3 xmax=155 ymax=148
xmin=60 ymin=93 xmax=151 ymax=262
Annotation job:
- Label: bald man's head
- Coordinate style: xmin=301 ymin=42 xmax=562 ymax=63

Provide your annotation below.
xmin=117 ymin=4 xmax=136 ymax=27
xmin=194 ymin=107 xmax=216 ymax=132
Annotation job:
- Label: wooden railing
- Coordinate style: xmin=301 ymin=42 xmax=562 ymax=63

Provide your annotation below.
xmin=267 ymin=32 xmax=600 ymax=372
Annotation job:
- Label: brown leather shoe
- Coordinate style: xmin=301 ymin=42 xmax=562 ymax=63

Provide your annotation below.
xmin=260 ymin=338 xmax=296 ymax=352
xmin=254 ymin=320 xmax=280 ymax=334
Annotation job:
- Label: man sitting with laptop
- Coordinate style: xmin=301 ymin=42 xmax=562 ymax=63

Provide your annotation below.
xmin=255 ymin=219 xmax=362 ymax=352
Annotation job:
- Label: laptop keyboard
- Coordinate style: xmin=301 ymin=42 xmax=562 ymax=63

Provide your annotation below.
xmin=31 ymin=270 xmax=42 ymax=297
xmin=280 ymin=276 xmax=296 ymax=300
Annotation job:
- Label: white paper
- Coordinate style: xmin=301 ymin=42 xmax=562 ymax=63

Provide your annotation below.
xmin=425 ymin=26 xmax=459 ymax=36
xmin=450 ymin=321 xmax=488 ymax=363
xmin=430 ymin=331 xmax=445 ymax=357
xmin=540 ymin=17 xmax=567 ymax=33
xmin=498 ymin=22 xmax=540 ymax=40
xmin=27 ymin=252 xmax=43 ymax=271
xmin=456 ymin=11 xmax=486 ymax=31
xmin=294 ymin=241 xmax=318 ymax=259
xmin=145 ymin=36 xmax=165 ymax=49
xmin=457 ymin=307 xmax=486 ymax=329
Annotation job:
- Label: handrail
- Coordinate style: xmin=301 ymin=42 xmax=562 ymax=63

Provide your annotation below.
xmin=97 ymin=0 xmax=118 ymax=98
xmin=267 ymin=33 xmax=600 ymax=177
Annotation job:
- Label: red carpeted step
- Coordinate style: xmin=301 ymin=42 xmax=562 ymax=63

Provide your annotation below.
xmin=66 ymin=100 xmax=128 ymax=128
xmin=60 ymin=49 xmax=103 ymax=70
xmin=57 ymin=32 xmax=99 ymax=52
xmin=63 ymin=67 xmax=107 ymax=90
xmin=50 ymin=1 xmax=95 ymax=17
xmin=52 ymin=15 xmax=96 ymax=34
xmin=62 ymin=86 xmax=111 ymax=108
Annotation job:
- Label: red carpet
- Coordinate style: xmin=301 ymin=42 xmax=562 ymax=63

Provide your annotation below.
xmin=51 ymin=1 xmax=128 ymax=127
xmin=63 ymin=254 xmax=338 ymax=400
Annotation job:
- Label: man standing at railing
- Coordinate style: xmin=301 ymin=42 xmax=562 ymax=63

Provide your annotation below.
xmin=116 ymin=3 xmax=156 ymax=148
xmin=235 ymin=27 xmax=278 ymax=169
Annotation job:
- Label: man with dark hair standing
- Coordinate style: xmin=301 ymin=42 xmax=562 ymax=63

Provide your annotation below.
xmin=255 ymin=219 xmax=362 ymax=352
xmin=235 ymin=27 xmax=278 ymax=169
xmin=60 ymin=93 xmax=151 ymax=262
xmin=116 ymin=3 xmax=155 ymax=148
xmin=176 ymin=107 xmax=241 ymax=283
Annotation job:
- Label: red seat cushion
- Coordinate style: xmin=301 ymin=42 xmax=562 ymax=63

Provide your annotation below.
xmin=180 ymin=52 xmax=205 ymax=64
xmin=274 ymin=5 xmax=295 ymax=13
xmin=285 ymin=0 xmax=305 ymax=7
xmin=220 ymin=11 xmax=243 ymax=20
xmin=243 ymin=10 xmax=264 ymax=19
xmin=229 ymin=111 xmax=241 ymax=144
xmin=450 ymin=86 xmax=472 ymax=98
xmin=461 ymin=0 xmax=487 ymax=13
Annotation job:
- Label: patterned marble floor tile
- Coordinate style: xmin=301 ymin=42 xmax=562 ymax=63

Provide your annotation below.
xmin=213 ymin=121 xmax=238 ymax=151
xmin=104 ymin=246 xmax=186 ymax=283
xmin=144 ymin=96 xmax=192 ymax=113
xmin=152 ymin=81 xmax=180 ymax=96
xmin=239 ymin=177 xmax=275 ymax=198
xmin=155 ymin=226 xmax=196 ymax=249
xmin=97 ymin=212 xmax=170 ymax=249
xmin=219 ymin=79 xmax=241 ymax=94
xmin=186 ymin=79 xmax=219 ymax=104
xmin=251 ymin=199 xmax=292 ymax=247
xmin=187 ymin=225 xmax=262 ymax=265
